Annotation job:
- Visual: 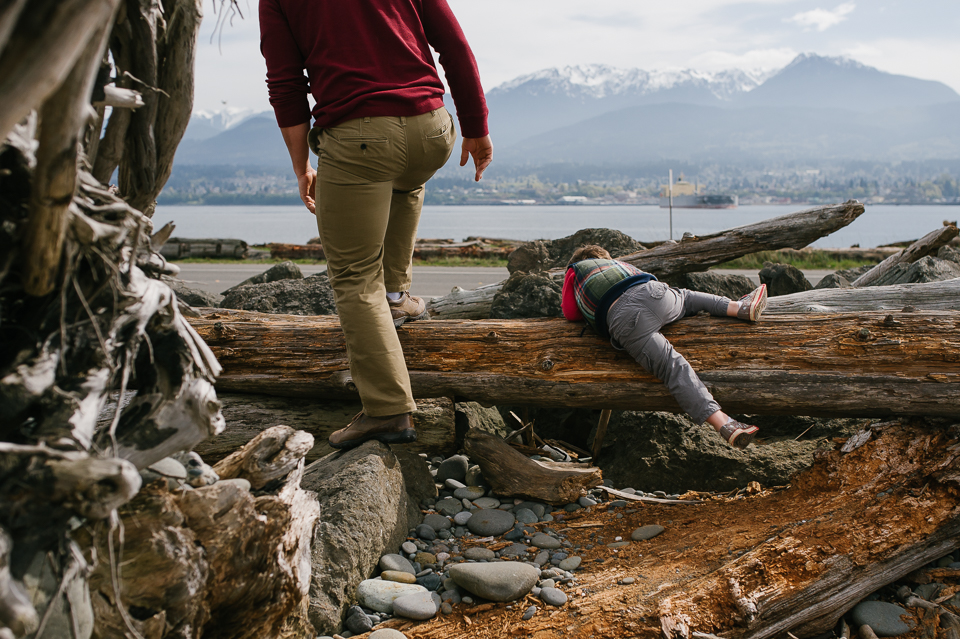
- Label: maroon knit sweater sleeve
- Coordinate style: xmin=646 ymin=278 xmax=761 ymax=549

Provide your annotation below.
xmin=259 ymin=0 xmax=311 ymax=128
xmin=420 ymin=0 xmax=488 ymax=138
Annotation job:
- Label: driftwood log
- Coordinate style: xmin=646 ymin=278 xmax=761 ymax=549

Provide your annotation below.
xmin=656 ymin=420 xmax=960 ymax=639
xmin=766 ymin=279 xmax=960 ymax=314
xmin=464 ymin=430 xmax=602 ymax=504
xmin=189 ymin=308 xmax=960 ymax=418
xmin=852 ymin=224 xmax=959 ymax=287
xmin=426 ymin=201 xmax=865 ymax=319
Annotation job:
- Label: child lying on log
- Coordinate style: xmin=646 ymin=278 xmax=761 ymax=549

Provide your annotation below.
xmin=562 ymin=245 xmax=767 ymax=448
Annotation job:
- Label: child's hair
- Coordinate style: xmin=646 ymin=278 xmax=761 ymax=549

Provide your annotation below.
xmin=568 ymin=244 xmax=612 ymax=266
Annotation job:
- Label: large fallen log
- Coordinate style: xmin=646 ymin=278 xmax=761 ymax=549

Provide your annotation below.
xmin=189 ymin=308 xmax=960 ymax=418
xmin=852 ymin=224 xmax=959 ymax=287
xmin=766 ymin=279 xmax=960 ymax=314
xmin=426 ymin=201 xmax=865 ymax=318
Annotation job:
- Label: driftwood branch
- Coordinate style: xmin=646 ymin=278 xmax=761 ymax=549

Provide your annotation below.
xmin=852 ymin=224 xmax=959 ymax=287
xmin=190 ymin=308 xmax=960 ymax=417
xmin=213 ymin=425 xmax=315 ymax=489
xmin=464 ymin=429 xmax=602 ymax=504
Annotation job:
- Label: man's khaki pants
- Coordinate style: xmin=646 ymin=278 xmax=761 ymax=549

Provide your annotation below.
xmin=311 ymin=108 xmax=455 ymax=416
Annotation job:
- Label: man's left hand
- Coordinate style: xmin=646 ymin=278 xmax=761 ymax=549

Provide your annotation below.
xmin=297 ymin=167 xmax=317 ymax=214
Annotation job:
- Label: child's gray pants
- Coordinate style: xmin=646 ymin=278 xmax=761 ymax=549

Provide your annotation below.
xmin=606 ymin=281 xmax=730 ymax=424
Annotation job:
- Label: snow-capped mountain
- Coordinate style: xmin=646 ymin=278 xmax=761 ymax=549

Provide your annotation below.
xmin=489 ymin=64 xmax=774 ymax=102
xmin=182 ymin=107 xmax=271 ymax=141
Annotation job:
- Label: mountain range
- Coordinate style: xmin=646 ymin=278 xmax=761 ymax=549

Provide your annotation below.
xmin=173 ymin=54 xmax=960 ymax=170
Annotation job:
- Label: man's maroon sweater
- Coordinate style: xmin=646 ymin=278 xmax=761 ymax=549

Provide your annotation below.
xmin=259 ymin=0 xmax=488 ymax=138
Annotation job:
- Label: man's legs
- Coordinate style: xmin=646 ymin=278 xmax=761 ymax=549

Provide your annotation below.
xmin=316 ymin=116 xmax=415 ymax=417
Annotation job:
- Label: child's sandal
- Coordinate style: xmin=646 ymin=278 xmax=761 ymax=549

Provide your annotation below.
xmin=720 ymin=420 xmax=759 ymax=449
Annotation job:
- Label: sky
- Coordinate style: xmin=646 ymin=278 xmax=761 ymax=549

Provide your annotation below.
xmin=193 ymin=0 xmax=960 ymax=115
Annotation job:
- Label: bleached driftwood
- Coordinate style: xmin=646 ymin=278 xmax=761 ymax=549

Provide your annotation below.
xmin=852 ymin=224 xmax=959 ymax=287
xmin=213 ymin=425 xmax=315 ymax=490
xmin=766 ymin=279 xmax=960 ymax=314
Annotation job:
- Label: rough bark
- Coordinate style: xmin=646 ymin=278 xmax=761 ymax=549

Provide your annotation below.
xmin=20 ymin=20 xmax=112 ymax=295
xmin=656 ymin=420 xmax=960 ymax=639
xmin=464 ymin=430 xmax=602 ymax=504
xmin=189 ymin=308 xmax=960 ymax=418
xmin=852 ymin=224 xmax=959 ymax=287
xmin=212 ymin=425 xmax=314 ymax=490
xmin=425 ymin=202 xmax=865 ymax=319
xmin=0 ymin=0 xmax=120 ymax=140
xmin=766 ymin=279 xmax=960 ymax=314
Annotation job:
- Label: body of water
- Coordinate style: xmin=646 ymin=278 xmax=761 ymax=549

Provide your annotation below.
xmin=152 ymin=203 xmax=958 ymax=249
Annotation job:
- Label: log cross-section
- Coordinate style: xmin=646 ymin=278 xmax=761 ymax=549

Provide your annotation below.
xmin=189 ymin=308 xmax=960 ymax=418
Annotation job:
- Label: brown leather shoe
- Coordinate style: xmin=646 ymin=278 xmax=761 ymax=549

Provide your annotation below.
xmin=328 ymin=412 xmax=417 ymax=449
xmin=388 ymin=292 xmax=429 ymax=327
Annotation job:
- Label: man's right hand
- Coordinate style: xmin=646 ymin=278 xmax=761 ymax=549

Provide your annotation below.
xmin=298 ymin=167 xmax=317 ymax=214
xmin=460 ymin=135 xmax=493 ymax=182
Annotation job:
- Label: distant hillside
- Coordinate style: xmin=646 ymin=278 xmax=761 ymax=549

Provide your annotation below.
xmin=498 ymin=101 xmax=960 ymax=165
xmin=737 ymin=54 xmax=960 ymax=111
xmin=174 ymin=113 xmax=288 ymax=165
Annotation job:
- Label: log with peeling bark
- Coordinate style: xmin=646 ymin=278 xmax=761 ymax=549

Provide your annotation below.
xmin=852 ymin=224 xmax=959 ymax=287
xmin=426 ymin=201 xmax=865 ymax=319
xmin=188 ymin=308 xmax=960 ymax=418
xmin=656 ymin=420 xmax=960 ymax=639
xmin=464 ymin=429 xmax=602 ymax=504
xmin=766 ymin=279 xmax=960 ymax=314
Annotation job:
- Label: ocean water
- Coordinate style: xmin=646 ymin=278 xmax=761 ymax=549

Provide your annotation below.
xmin=152 ymin=203 xmax=958 ymax=249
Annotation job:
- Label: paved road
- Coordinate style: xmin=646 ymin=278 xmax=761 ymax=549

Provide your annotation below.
xmin=174 ymin=264 xmax=511 ymax=298
xmin=175 ymin=263 xmax=832 ymax=298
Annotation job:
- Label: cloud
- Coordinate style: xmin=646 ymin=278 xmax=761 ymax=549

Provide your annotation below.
xmin=787 ymin=2 xmax=855 ymax=32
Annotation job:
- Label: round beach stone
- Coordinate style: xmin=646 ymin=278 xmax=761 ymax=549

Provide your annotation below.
xmin=467 ymin=508 xmax=516 ymax=536
xmin=578 ymin=496 xmax=597 ymax=507
xmin=620 ymin=577 xmax=636 ymax=585
xmin=851 ymin=601 xmax=915 ymax=637
xmin=416 ymin=573 xmax=442 ymax=591
xmin=454 ymin=486 xmax=486 ymax=500
xmin=515 ymin=508 xmax=539 ymax=524
xmin=631 ymin=525 xmax=665 ymax=541
xmin=435 ymin=497 xmax=464 ymax=516
xmin=473 ymin=497 xmax=501 ymax=509
xmin=392 ymin=590 xmax=441 ymax=620
xmin=369 ymin=630 xmax=409 ymax=639
xmin=356 ymin=579 xmax=427 ymax=613
xmin=401 ymin=541 xmax=417 ymax=555
xmin=523 ymin=605 xmax=537 ymax=620
xmin=381 ymin=570 xmax=417 ymax=584
xmin=345 ymin=606 xmax=374 ymax=634
xmin=499 ymin=543 xmax=530 ymax=558
xmin=539 ymin=587 xmax=568 ymax=607
xmin=463 ymin=547 xmax=495 ymax=561
xmin=558 ymin=556 xmax=581 ymax=571
xmin=515 ymin=501 xmax=546 ymax=518
xmin=607 ymin=541 xmax=629 ymax=549
xmin=445 ymin=478 xmax=466 ymax=490
xmin=415 ymin=552 xmax=437 ymax=566
xmin=449 ymin=561 xmax=540 ymax=602
xmin=454 ymin=511 xmax=473 ymax=526
xmin=379 ymin=554 xmax=416 ymax=575
xmin=531 ymin=533 xmax=561 ymax=550
xmin=423 ymin=513 xmax=452 ymax=531
xmin=436 ymin=455 xmax=469 ymax=483
xmin=415 ymin=524 xmax=436 ymax=541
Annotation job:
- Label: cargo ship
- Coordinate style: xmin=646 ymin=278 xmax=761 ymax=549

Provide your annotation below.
xmin=659 ymin=175 xmax=737 ymax=209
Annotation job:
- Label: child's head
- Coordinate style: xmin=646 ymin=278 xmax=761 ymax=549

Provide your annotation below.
xmin=568 ymin=244 xmax=612 ymax=266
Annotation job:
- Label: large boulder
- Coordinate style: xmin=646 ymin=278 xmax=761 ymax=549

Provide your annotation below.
xmin=302 ymin=441 xmax=431 ymax=634
xmin=664 ymin=271 xmax=756 ymax=300
xmin=595 ymin=411 xmax=863 ymax=493
xmin=814 ymin=265 xmax=872 ymax=290
xmin=224 ymin=260 xmax=303 ymax=293
xmin=759 ymin=262 xmax=812 ymax=296
xmin=220 ymin=271 xmax=337 ymax=315
xmin=507 ymin=228 xmax=645 ymax=274
xmin=455 ymin=402 xmax=510 ymax=441
xmin=490 ymin=271 xmax=562 ymax=319
xmin=165 ymin=277 xmax=223 ymax=308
